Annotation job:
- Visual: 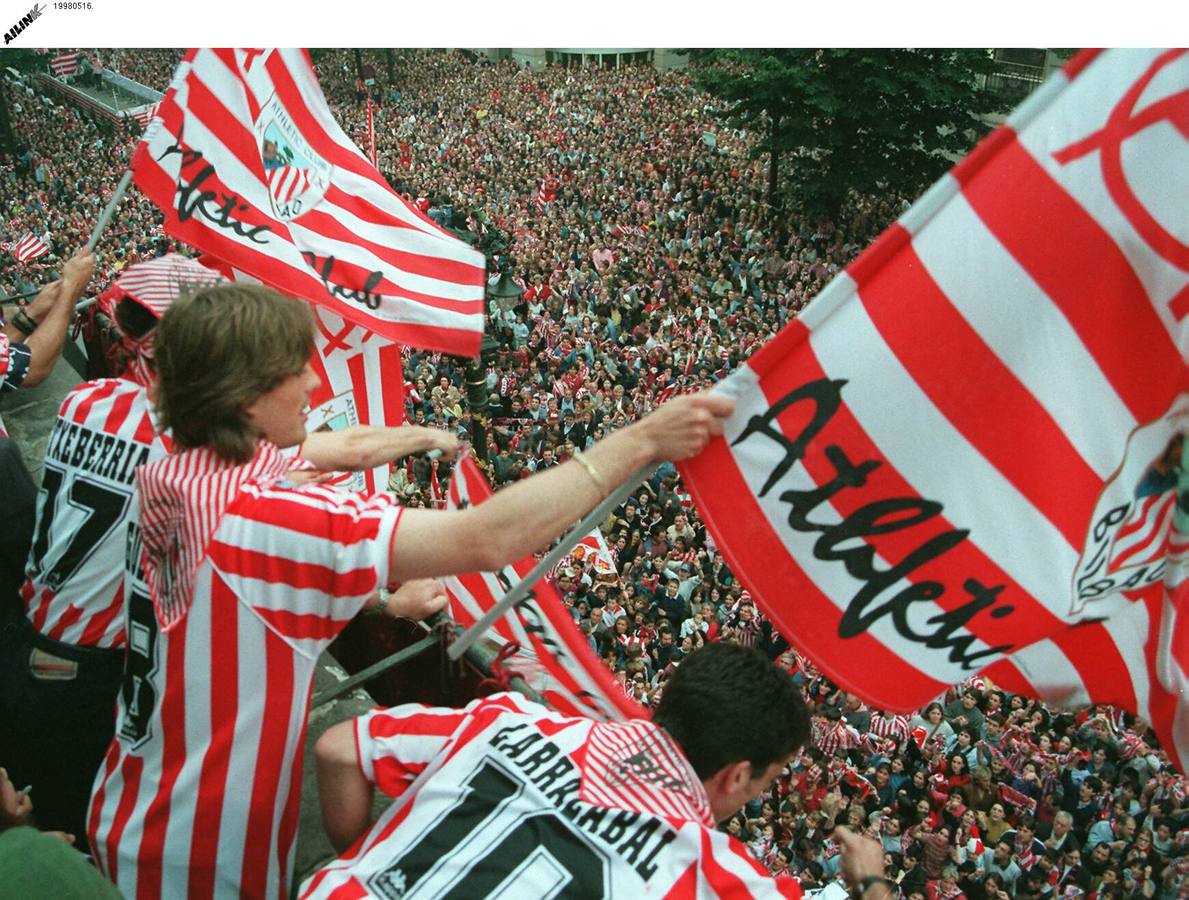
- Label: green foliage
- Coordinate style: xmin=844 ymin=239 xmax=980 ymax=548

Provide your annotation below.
xmin=693 ymin=49 xmax=1011 ymax=222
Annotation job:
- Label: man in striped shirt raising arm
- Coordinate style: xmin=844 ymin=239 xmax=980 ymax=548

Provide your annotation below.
xmin=302 ymin=643 xmax=894 ymax=899
xmin=87 ymin=282 xmax=735 ymax=899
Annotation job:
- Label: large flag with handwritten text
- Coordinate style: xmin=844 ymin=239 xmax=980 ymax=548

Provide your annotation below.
xmin=679 ymin=50 xmax=1187 ymax=768
xmin=446 ymin=454 xmax=647 ymax=722
xmin=133 ymin=48 xmax=486 ymax=356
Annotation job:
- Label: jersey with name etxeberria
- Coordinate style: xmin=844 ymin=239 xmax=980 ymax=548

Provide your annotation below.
xmin=21 ymin=378 xmax=170 ymax=648
xmin=300 ymin=693 xmax=803 ymax=899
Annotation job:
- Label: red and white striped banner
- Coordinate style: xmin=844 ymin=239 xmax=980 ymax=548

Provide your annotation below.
xmin=306 ymin=305 xmax=406 ymax=494
xmin=132 ymin=48 xmax=487 ymax=357
xmin=445 ymin=454 xmax=647 ymax=722
xmin=11 ymin=232 xmax=49 ymax=262
xmin=50 ymin=51 xmax=80 ymax=77
xmin=678 ymin=50 xmax=1187 ymax=768
xmin=128 ymin=101 xmax=161 ymax=132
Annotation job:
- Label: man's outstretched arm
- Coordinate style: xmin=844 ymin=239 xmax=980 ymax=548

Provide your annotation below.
xmin=300 ymin=425 xmax=458 ymax=472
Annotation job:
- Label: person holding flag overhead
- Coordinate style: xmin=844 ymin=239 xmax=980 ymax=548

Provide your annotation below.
xmin=87 ymin=282 xmax=732 ymax=898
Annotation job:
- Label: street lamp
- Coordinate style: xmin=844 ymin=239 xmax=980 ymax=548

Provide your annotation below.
xmin=464 ymin=267 xmax=521 ymax=466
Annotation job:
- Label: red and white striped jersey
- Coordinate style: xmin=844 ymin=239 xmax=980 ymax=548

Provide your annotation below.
xmin=21 ymin=378 xmax=169 ymax=648
xmin=88 ymin=449 xmax=402 ymax=899
xmin=300 ymin=694 xmax=803 ymax=899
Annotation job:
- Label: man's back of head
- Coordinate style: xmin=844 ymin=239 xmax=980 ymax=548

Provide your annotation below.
xmin=652 ymin=642 xmax=809 ymax=782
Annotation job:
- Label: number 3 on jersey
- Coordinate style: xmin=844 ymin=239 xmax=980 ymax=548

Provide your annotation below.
xmin=119 ymin=585 xmax=160 ymax=749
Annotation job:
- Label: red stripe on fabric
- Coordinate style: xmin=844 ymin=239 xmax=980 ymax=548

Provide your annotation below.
xmin=276 ymin=692 xmax=310 ymax=894
xmin=209 ymin=49 xmax=263 ymax=126
xmin=180 ymin=72 xmax=272 ymax=199
xmin=255 ymin=606 xmax=346 ymax=642
xmin=72 ymin=380 xmax=120 ymax=425
xmin=240 ymin=625 xmax=297 ymax=899
xmin=45 ymin=602 xmax=83 ymax=642
xmin=345 ymin=351 xmax=373 ymax=493
xmin=1170 ymin=284 xmax=1189 ymax=322
xmin=856 ymin=230 xmax=1101 ymax=548
xmin=981 ymin=657 xmax=1040 ymax=697
xmin=86 ymin=740 xmax=124 ymax=879
xmin=1049 ymin=620 xmax=1139 ymax=711
xmin=289 ymin=247 xmax=484 ymax=316
xmin=133 ymin=408 xmax=158 ymax=448
xmin=368 ymin=709 xmax=462 ymax=740
xmin=699 ymin=829 xmax=754 ymax=896
xmin=137 ymin=612 xmax=189 ymax=900
xmin=757 ymin=333 xmax=1066 ymax=653
xmin=1117 ymin=494 xmax=1163 ymax=541
xmin=326 ymin=878 xmax=369 ymax=900
xmin=188 ymin=581 xmax=236 ymax=897
xmin=663 ymin=861 xmax=698 ymax=898
xmin=380 ymin=346 xmax=405 ymax=428
xmin=30 ymin=588 xmax=51 ymax=633
xmin=957 ymin=133 xmax=1180 ymax=424
xmin=102 ymin=387 xmax=136 ymax=435
xmin=1143 ymin=587 xmax=1185 ymax=772
xmin=209 ymin=539 xmax=376 ymax=596
xmin=1063 ymin=49 xmax=1104 ymax=79
xmin=105 ymin=753 xmax=144 ymax=889
xmin=79 ymin=585 xmax=123 ymax=646
xmin=304 ymin=193 xmax=486 ymax=288
xmin=679 ymin=437 xmax=948 ymax=711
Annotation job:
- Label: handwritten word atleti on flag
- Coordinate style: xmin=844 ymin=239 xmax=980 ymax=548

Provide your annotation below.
xmin=444 ymin=455 xmax=646 ymax=722
xmin=132 ymin=48 xmax=487 ymax=356
xmin=11 ymin=232 xmax=49 ymax=261
xmin=678 ymin=49 xmax=1187 ymax=768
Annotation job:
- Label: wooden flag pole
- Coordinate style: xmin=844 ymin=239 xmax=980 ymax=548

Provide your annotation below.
xmin=445 ymin=463 xmax=655 ymax=661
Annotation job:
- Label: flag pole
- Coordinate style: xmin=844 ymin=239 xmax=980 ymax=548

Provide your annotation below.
xmin=446 ymin=463 xmax=655 ymax=660
xmin=86 ymin=169 xmax=134 ymax=253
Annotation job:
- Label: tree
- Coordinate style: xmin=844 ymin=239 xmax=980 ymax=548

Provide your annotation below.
xmin=693 ymin=49 xmax=1009 ymax=224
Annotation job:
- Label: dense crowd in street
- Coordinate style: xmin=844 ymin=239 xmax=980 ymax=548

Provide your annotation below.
xmin=0 ymin=49 xmax=1184 ymax=899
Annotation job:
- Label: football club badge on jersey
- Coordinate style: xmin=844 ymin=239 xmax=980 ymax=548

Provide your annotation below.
xmin=1071 ymin=398 xmax=1186 ymax=615
xmin=254 ymin=94 xmax=332 ymax=221
xmin=306 ymin=391 xmax=367 ymax=492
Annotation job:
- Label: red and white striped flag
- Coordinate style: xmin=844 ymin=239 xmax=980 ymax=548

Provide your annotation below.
xmin=306 ymin=305 xmax=406 ymax=494
xmin=130 ymin=101 xmax=161 ymax=131
xmin=678 ymin=50 xmax=1187 ymax=767
xmin=50 ymin=51 xmax=81 ymax=77
xmin=132 ymin=48 xmax=487 ymax=357
xmin=445 ymin=454 xmax=647 ymax=722
xmin=11 ymin=232 xmax=49 ymax=262
xmin=570 ymin=529 xmax=617 ymax=576
xmin=200 ymin=255 xmax=406 ymax=494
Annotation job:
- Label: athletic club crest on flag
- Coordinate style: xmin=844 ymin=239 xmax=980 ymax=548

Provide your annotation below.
xmin=1072 ymin=401 xmax=1187 ymax=614
xmin=254 ymin=94 xmax=332 ymax=221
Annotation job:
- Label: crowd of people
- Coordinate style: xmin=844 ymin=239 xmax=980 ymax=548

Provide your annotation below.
xmin=0 ymin=48 xmax=1185 ymax=899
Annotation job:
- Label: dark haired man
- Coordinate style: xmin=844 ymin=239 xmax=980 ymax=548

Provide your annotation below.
xmin=87 ymin=284 xmax=736 ymax=897
xmin=303 ymin=643 xmax=890 ymax=897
